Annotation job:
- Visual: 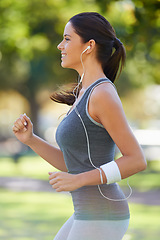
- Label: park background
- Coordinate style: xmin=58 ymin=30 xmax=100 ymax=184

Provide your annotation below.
xmin=0 ymin=0 xmax=160 ymax=239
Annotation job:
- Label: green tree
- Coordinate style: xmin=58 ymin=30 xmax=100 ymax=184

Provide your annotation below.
xmin=0 ymin=0 xmax=75 ymax=134
xmin=96 ymin=0 xmax=160 ymax=94
xmin=0 ymin=0 xmax=99 ymax=135
xmin=0 ymin=0 xmax=159 ymax=135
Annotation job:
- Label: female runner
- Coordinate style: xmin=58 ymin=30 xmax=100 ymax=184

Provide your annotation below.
xmin=13 ymin=12 xmax=147 ymax=240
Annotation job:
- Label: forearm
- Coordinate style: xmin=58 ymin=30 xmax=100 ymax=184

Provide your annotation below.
xmin=48 ymin=152 xmax=146 ymax=192
xmin=78 ymin=168 xmax=107 ymax=187
xmin=78 ymin=152 xmax=146 ymax=188
xmin=27 ymin=134 xmax=67 ymax=172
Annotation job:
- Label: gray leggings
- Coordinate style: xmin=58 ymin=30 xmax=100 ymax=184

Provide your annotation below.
xmin=54 ymin=214 xmax=130 ymax=240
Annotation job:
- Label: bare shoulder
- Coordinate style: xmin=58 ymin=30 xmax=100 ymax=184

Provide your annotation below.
xmin=88 ymin=81 xmax=125 ymax=126
xmin=90 ymin=82 xmax=122 ymax=109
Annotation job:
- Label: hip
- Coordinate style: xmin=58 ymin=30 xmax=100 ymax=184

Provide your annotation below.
xmin=70 ymin=183 xmax=130 ymax=220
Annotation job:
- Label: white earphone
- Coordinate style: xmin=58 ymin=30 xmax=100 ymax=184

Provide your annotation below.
xmin=86 ymin=46 xmax=91 ymax=50
xmin=82 ymin=46 xmax=91 ymax=54
xmin=77 ymin=46 xmax=91 ymax=84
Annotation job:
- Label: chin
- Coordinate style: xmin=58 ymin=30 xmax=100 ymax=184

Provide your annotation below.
xmin=61 ymin=61 xmax=68 ymax=68
xmin=61 ymin=61 xmax=73 ymax=69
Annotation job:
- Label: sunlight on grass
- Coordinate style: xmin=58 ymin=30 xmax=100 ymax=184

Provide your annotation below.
xmin=0 ymin=156 xmax=56 ymax=180
xmin=126 ymin=203 xmax=160 ymax=240
xmin=0 ymin=190 xmax=160 ymax=240
xmin=0 ymin=156 xmax=160 ymax=239
xmin=0 ymin=190 xmax=73 ymax=240
xmin=119 ymin=171 xmax=160 ymax=191
xmin=129 ymin=203 xmax=160 ymax=229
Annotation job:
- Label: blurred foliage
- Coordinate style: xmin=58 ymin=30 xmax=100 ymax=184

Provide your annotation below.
xmin=0 ymin=0 xmax=160 ymax=133
xmin=99 ymin=0 xmax=160 ymax=93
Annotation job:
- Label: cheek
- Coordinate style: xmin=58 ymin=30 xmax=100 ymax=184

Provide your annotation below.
xmin=63 ymin=43 xmax=83 ymax=68
xmin=67 ymin=48 xmax=79 ymax=63
xmin=66 ymin=43 xmax=80 ymax=55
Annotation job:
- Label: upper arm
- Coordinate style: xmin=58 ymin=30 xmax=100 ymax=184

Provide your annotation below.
xmin=89 ymin=83 xmax=142 ymax=158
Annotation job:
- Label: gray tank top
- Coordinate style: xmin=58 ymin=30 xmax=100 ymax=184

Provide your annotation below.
xmin=56 ymin=78 xmax=130 ymax=220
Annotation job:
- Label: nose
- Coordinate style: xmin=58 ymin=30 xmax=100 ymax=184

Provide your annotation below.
xmin=57 ymin=41 xmax=63 ymax=51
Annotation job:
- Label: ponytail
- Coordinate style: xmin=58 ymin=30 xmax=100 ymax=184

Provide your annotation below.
xmin=103 ymin=38 xmax=126 ymax=83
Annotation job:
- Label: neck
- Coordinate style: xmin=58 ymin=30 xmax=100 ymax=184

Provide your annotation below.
xmin=78 ymin=62 xmax=106 ymax=90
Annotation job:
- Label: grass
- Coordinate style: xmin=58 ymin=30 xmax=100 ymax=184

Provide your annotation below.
xmin=0 ymin=190 xmax=160 ymax=240
xmin=128 ymin=204 xmax=160 ymax=240
xmin=0 ymin=155 xmax=53 ymax=180
xmin=0 ymin=156 xmax=160 ymax=239
xmin=0 ymin=190 xmax=73 ymax=240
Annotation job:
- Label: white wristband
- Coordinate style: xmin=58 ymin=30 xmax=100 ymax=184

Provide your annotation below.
xmin=100 ymin=161 xmax=121 ymax=184
xmin=97 ymin=168 xmax=103 ymax=184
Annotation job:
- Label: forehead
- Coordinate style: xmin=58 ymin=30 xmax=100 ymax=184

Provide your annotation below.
xmin=63 ymin=22 xmax=83 ymax=44
xmin=63 ymin=22 xmax=74 ymax=35
xmin=64 ymin=22 xmax=80 ymax=38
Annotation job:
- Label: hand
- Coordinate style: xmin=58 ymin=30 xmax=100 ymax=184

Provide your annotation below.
xmin=12 ymin=113 xmax=33 ymax=145
xmin=48 ymin=171 xmax=81 ymax=192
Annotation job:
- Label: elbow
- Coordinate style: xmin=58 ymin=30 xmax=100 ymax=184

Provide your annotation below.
xmin=140 ymin=159 xmax=147 ymax=172
xmin=137 ymin=154 xmax=147 ymax=172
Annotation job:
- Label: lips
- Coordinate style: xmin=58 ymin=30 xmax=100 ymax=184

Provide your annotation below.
xmin=61 ymin=53 xmax=66 ymax=58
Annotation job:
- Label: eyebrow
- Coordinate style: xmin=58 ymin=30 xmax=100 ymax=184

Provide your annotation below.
xmin=63 ymin=34 xmax=72 ymax=37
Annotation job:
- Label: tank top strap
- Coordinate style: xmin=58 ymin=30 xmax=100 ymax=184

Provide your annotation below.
xmin=87 ymin=78 xmax=116 ymax=91
xmin=82 ymin=78 xmax=116 ymax=128
xmin=81 ymin=78 xmax=117 ymax=103
xmin=67 ymin=78 xmax=116 ymax=117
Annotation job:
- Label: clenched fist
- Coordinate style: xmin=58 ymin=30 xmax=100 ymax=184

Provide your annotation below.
xmin=13 ymin=113 xmax=33 ymax=145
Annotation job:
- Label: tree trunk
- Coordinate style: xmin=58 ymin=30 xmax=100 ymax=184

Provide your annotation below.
xmin=28 ymin=92 xmax=40 ymax=137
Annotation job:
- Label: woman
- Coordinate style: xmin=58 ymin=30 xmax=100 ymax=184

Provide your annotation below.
xmin=13 ymin=12 xmax=147 ymax=240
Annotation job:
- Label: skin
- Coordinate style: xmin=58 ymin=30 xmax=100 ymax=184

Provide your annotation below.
xmin=13 ymin=21 xmax=147 ymax=192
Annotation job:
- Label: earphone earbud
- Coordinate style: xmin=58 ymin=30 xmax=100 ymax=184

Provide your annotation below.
xmin=81 ymin=46 xmax=91 ymax=54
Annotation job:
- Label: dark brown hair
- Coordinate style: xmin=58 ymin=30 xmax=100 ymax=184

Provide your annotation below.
xmin=51 ymin=12 xmax=126 ymax=105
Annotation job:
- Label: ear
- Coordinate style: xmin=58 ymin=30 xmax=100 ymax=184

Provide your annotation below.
xmin=87 ymin=39 xmax=96 ymax=52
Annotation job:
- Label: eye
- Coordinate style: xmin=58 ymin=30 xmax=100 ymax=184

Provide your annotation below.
xmin=64 ymin=37 xmax=70 ymax=41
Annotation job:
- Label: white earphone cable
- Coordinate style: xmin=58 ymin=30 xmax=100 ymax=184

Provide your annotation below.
xmin=72 ymin=48 xmax=132 ymax=201
xmin=74 ymin=106 xmax=132 ymax=201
